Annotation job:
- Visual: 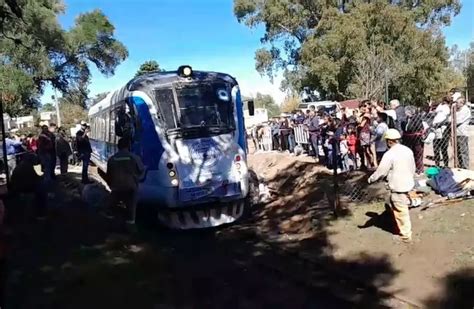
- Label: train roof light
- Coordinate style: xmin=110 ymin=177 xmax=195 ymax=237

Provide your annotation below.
xmin=178 ymin=65 xmax=193 ymax=77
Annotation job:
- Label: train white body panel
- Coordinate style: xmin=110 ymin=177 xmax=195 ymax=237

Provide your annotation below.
xmin=88 ymin=69 xmax=249 ymax=228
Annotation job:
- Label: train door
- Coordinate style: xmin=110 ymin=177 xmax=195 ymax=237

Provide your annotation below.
xmin=113 ymin=99 xmax=141 ymax=153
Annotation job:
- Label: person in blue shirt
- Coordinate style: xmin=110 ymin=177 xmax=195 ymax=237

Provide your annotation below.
xmin=5 ymin=134 xmax=22 ymax=156
xmin=5 ymin=134 xmax=23 ymax=177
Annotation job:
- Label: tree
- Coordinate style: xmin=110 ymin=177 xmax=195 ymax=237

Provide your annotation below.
xmin=0 ymin=64 xmax=40 ymax=116
xmin=59 ymin=103 xmax=88 ymax=131
xmin=135 ymin=60 xmax=162 ymax=77
xmin=90 ymin=92 xmax=110 ymax=106
xmin=0 ymin=1 xmax=128 ymax=113
xmin=59 ymin=82 xmax=89 ymax=109
xmin=234 ymin=0 xmax=461 ymax=104
xmin=42 ymin=103 xmax=56 ymax=112
xmin=450 ymin=42 xmax=474 ymax=100
xmin=254 ymin=93 xmax=280 ymax=117
xmin=280 ymin=95 xmax=300 ymax=113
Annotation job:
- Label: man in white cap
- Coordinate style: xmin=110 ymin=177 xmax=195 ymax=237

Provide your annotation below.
xmin=368 ymin=129 xmax=416 ymax=242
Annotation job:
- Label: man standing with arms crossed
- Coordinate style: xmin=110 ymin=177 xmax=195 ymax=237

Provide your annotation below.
xmin=104 ymin=138 xmax=145 ymax=229
xmin=368 ymin=129 xmax=416 ymax=242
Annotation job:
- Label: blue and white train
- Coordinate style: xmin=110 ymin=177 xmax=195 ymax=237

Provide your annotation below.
xmin=88 ymin=66 xmax=255 ymax=229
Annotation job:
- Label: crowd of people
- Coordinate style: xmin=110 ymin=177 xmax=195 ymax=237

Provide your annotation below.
xmin=2 ymin=122 xmax=93 ymax=219
xmin=249 ymin=91 xmax=472 ymax=174
xmin=3 ymin=123 xmax=93 ymax=182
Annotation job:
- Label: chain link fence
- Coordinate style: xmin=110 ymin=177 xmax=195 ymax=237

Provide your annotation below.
xmin=341 ymin=103 xmax=473 ymax=202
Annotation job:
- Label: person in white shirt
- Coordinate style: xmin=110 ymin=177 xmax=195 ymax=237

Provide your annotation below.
xmin=368 ymin=129 xmax=416 ymax=241
xmin=374 ymin=112 xmax=389 ymax=164
xmin=455 ymin=98 xmax=471 ymax=169
xmin=432 ymin=97 xmax=451 ymax=167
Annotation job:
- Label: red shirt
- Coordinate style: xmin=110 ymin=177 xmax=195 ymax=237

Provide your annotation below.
xmin=26 ymin=138 xmax=37 ymax=152
xmin=347 ymin=133 xmax=357 ymax=155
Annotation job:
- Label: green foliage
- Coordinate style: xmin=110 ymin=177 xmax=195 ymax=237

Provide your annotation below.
xmin=0 ymin=0 xmax=128 ymax=113
xmin=59 ymin=102 xmax=87 ymax=131
xmin=135 ymin=60 xmax=162 ymax=77
xmin=59 ymin=82 xmax=89 ymax=109
xmin=280 ymin=95 xmax=300 ymax=113
xmin=0 ymin=64 xmax=40 ymax=116
xmin=253 ymin=93 xmax=280 ymax=117
xmin=41 ymin=103 xmax=56 ymax=112
xmin=234 ymin=0 xmax=461 ymax=104
xmin=449 ymin=42 xmax=474 ymax=100
xmin=91 ymin=92 xmax=110 ymax=106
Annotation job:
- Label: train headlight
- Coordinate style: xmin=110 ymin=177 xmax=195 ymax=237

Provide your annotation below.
xmin=178 ymin=65 xmax=193 ymax=77
xmin=171 ymin=179 xmax=179 ymax=186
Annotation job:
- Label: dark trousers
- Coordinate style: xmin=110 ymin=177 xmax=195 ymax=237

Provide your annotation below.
xmin=309 ymin=134 xmax=319 ymax=158
xmin=50 ymin=151 xmax=57 ymax=179
xmin=376 ymin=151 xmax=386 ymax=165
xmin=81 ymin=153 xmax=90 ymax=183
xmin=358 ymin=145 xmax=366 ymax=169
xmin=434 ymin=137 xmax=449 ymax=167
xmin=403 ymin=135 xmax=425 ymax=174
xmin=108 ymin=189 xmax=138 ymax=222
xmin=39 ymin=153 xmax=53 ymax=182
xmin=279 ymin=133 xmax=289 ymax=151
xmin=457 ymin=136 xmax=470 ymax=169
xmin=272 ymin=135 xmax=280 ymax=150
xmin=288 ymin=134 xmax=296 ymax=153
xmin=58 ymin=154 xmax=69 ymax=175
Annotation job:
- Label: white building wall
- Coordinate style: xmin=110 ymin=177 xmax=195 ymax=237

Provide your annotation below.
xmin=244 ymin=108 xmax=269 ymax=128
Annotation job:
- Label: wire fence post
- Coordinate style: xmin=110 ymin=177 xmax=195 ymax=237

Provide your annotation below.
xmin=451 ymin=104 xmax=458 ymax=168
xmin=0 ymin=100 xmax=9 ymax=187
xmin=332 ymin=138 xmax=340 ymax=216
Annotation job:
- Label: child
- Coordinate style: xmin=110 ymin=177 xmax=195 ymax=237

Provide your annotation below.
xmin=325 ymin=131 xmax=335 ymax=170
xmin=346 ymin=125 xmax=358 ymax=169
xmin=340 ymin=134 xmax=350 ymax=172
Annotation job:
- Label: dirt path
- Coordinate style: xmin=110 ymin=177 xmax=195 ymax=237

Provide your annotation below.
xmin=4 ymin=172 xmax=354 ymax=308
xmin=4 ymin=152 xmax=473 ymax=308
xmin=248 ymin=151 xmax=474 ymax=308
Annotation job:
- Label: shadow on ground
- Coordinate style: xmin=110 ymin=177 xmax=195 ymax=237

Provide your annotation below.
xmin=424 ymin=268 xmax=474 ymax=309
xmin=2 ymin=163 xmax=407 ymax=308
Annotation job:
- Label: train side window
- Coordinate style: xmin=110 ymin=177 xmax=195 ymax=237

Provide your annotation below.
xmin=109 ymin=109 xmax=116 ymax=144
xmin=91 ymin=118 xmax=96 ymax=139
xmin=105 ymin=112 xmax=110 ymax=142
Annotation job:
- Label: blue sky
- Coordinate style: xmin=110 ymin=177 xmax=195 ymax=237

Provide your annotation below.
xmin=42 ymin=0 xmax=473 ymax=105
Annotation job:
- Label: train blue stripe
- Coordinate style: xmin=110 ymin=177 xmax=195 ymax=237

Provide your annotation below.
xmin=129 ymin=96 xmax=164 ymax=170
xmin=235 ymin=90 xmax=246 ymax=152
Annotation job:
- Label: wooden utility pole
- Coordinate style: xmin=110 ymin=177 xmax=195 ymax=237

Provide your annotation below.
xmin=52 ymin=89 xmax=61 ymax=127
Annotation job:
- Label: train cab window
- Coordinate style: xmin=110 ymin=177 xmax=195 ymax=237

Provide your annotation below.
xmin=155 ymin=88 xmax=178 ymax=129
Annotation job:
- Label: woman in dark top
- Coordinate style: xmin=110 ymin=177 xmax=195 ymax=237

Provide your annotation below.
xmin=402 ymin=106 xmax=425 ymax=174
xmin=76 ymin=127 xmax=93 ymax=184
xmin=56 ymin=128 xmax=73 ymax=175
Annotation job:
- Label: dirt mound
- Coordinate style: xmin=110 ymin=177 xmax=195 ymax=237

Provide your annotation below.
xmin=246 ymin=153 xmax=387 ymax=241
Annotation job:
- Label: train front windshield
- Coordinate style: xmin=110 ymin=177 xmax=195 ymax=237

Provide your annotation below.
xmin=155 ymin=82 xmax=235 ymax=136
